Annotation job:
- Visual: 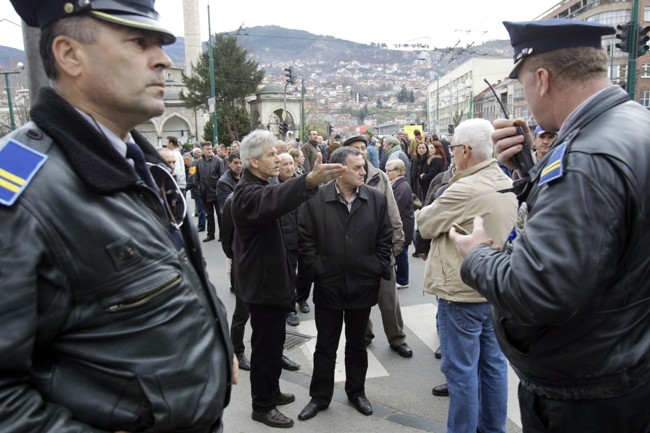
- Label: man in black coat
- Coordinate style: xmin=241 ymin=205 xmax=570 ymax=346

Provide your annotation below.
xmin=296 ymin=147 xmax=393 ymax=421
xmin=195 ymin=141 xmax=224 ymax=242
xmin=232 ymin=130 xmax=345 ymax=428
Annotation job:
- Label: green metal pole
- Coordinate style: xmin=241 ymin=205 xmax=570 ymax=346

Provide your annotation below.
xmin=626 ymin=0 xmax=640 ymax=100
xmin=4 ymin=73 xmax=16 ymax=131
xmin=207 ymin=3 xmax=218 ymax=144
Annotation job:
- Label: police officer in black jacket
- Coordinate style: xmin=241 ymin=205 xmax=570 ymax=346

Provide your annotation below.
xmin=451 ymin=19 xmax=650 ymax=433
xmin=0 ymin=1 xmax=235 ymax=432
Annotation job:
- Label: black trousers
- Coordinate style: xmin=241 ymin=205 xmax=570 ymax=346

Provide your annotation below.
xmin=295 ymin=258 xmax=313 ymax=304
xmin=230 ymin=295 xmax=249 ymax=355
xmin=518 ymin=379 xmax=650 ymax=433
xmin=287 ymin=249 xmax=298 ymax=313
xmin=248 ymin=304 xmax=289 ymax=413
xmin=203 ymin=199 xmax=218 ymax=237
xmin=309 ymin=305 xmax=371 ymax=405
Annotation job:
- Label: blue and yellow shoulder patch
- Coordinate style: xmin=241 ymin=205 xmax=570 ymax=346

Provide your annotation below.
xmin=0 ymin=139 xmax=48 ymax=206
xmin=539 ymin=141 xmax=568 ymax=186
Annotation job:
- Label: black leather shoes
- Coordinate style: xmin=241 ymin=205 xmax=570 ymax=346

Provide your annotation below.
xmin=298 ymin=400 xmax=328 ymax=421
xmin=391 ymin=343 xmax=413 ymax=358
xmin=349 ymin=396 xmax=373 ymax=416
xmin=281 ymin=355 xmax=300 ymax=371
xmin=202 ymin=235 xmax=215 ymax=242
xmin=276 ymin=392 xmax=295 ymax=406
xmin=286 ymin=312 xmax=299 ymax=326
xmin=432 ymin=383 xmax=449 ymax=397
xmin=251 ymin=408 xmax=294 ymax=428
xmin=236 ymin=353 xmax=250 ymax=371
xmin=434 ymin=346 xmax=442 ymax=359
xmin=298 ymin=301 xmax=310 ymax=313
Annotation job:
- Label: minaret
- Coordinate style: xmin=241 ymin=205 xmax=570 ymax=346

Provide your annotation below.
xmin=182 ymin=0 xmax=202 ymax=75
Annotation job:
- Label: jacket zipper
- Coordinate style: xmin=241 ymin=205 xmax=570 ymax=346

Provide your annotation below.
xmin=106 ymin=276 xmax=181 ymax=312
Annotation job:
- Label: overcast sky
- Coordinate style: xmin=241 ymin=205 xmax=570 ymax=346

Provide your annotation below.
xmin=1 ymin=0 xmax=562 ymax=52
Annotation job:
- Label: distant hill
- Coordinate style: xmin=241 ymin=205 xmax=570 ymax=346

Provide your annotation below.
xmin=163 ymin=26 xmax=510 ymax=77
xmin=2 ymin=26 xmax=511 ymax=77
xmin=0 ymin=46 xmax=26 ymax=69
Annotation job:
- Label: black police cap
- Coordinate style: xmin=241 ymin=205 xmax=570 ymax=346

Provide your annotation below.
xmin=504 ymin=19 xmax=615 ymax=79
xmin=10 ymin=0 xmax=175 ymax=45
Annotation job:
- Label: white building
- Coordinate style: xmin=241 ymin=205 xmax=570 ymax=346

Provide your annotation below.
xmin=425 ymin=57 xmax=512 ymax=135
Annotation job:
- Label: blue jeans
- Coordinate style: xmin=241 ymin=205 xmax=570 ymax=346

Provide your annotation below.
xmin=438 ymin=299 xmax=507 ymax=433
xmin=194 ymin=195 xmax=206 ymax=230
xmin=394 ymin=248 xmax=409 ymax=285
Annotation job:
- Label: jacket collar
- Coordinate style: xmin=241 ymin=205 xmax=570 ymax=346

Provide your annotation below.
xmin=241 ymin=168 xmax=270 ymax=185
xmin=29 ymin=87 xmax=166 ymax=194
xmin=528 ymin=85 xmax=629 ymax=181
xmin=449 ymin=158 xmax=497 ymax=185
xmin=323 ymin=179 xmax=370 ymax=202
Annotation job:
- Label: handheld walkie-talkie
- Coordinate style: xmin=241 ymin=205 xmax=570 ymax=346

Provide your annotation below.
xmin=484 ymin=79 xmax=535 ymax=176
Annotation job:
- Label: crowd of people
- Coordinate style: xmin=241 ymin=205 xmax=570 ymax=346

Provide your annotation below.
xmin=2 ymin=1 xmax=649 ymax=432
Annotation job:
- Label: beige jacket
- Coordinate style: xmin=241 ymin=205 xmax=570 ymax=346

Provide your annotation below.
xmin=416 ymin=159 xmax=517 ymax=302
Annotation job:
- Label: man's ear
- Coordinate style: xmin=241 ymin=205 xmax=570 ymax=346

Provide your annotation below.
xmin=52 ymin=35 xmax=85 ymax=78
xmin=248 ymin=157 xmax=259 ymax=169
xmin=535 ymin=67 xmax=551 ymax=98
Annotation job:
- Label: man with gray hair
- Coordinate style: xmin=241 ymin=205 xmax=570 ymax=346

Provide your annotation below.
xmin=417 ymin=118 xmax=517 ymax=433
xmin=297 ymin=146 xmax=393 ymax=421
xmin=232 ymin=129 xmax=345 ymax=428
xmin=380 ymin=135 xmax=410 ymax=181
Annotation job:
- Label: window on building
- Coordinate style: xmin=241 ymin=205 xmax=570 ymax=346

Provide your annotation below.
xmin=640 ymin=91 xmax=650 ymax=108
xmin=642 ymin=63 xmax=650 ymax=78
xmin=645 ymin=6 xmax=650 ymax=22
xmin=609 ymin=64 xmax=628 ymax=84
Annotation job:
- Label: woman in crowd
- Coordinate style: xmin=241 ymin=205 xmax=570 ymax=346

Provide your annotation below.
xmin=385 ymin=159 xmax=414 ymax=290
xmin=289 ymin=148 xmax=306 ymax=176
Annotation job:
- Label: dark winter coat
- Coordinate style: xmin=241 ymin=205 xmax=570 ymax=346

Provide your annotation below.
xmin=195 ymin=155 xmax=224 ymax=203
xmin=232 ymin=170 xmax=317 ymax=308
xmin=390 ymin=176 xmax=414 ymax=247
xmin=298 ymin=181 xmax=393 ymax=310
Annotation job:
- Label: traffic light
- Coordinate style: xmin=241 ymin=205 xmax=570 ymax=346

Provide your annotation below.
xmin=637 ymin=26 xmax=650 ymax=57
xmin=327 ymin=124 xmax=333 ymax=136
xmin=284 ymin=67 xmax=294 ymax=85
xmin=616 ymin=23 xmax=631 ymax=53
xmin=448 ymin=124 xmax=455 ymax=135
xmin=280 ymin=121 xmax=288 ymax=135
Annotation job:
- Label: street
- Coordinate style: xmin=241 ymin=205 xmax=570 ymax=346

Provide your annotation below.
xmin=197 ymin=211 xmax=524 ymax=433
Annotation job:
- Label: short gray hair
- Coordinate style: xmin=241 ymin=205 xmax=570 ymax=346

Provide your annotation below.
xmin=240 ymin=129 xmax=276 ymax=169
xmin=386 ymin=159 xmax=405 ymax=175
xmin=453 ymin=119 xmax=494 ymax=161
xmin=383 ymin=136 xmax=400 ymax=149
xmin=329 ymin=147 xmax=361 ymax=165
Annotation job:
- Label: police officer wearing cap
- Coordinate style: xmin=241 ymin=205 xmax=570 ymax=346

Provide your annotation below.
xmin=532 ymin=125 xmax=556 ymax=163
xmin=450 ymin=19 xmax=650 ymax=433
xmin=0 ymin=1 xmax=235 ymax=432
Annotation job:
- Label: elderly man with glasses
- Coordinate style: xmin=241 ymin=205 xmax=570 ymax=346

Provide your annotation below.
xmin=417 ymin=118 xmax=517 ymax=433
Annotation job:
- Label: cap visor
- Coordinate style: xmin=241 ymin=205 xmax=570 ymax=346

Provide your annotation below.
xmin=89 ymin=10 xmax=176 ymax=45
xmin=508 ymin=57 xmax=525 ymax=80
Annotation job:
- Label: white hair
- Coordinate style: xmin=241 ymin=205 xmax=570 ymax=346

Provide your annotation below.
xmin=453 ymin=119 xmax=494 ymax=161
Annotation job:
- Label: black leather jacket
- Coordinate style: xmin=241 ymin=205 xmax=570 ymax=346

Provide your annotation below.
xmin=0 ymin=88 xmax=233 ymax=432
xmin=461 ymin=86 xmax=650 ymax=399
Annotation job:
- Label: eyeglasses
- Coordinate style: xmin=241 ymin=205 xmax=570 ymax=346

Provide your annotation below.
xmin=147 ymin=163 xmax=187 ymax=230
xmin=449 ymin=144 xmax=472 ymax=151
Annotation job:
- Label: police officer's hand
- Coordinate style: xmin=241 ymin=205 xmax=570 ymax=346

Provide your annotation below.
xmin=305 ymin=153 xmax=346 ymax=188
xmin=449 ymin=216 xmax=497 ymax=258
xmin=492 ymin=118 xmax=525 ymax=171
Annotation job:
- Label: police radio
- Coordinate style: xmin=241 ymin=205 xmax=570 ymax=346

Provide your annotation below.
xmin=484 ymin=79 xmax=535 ymax=177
